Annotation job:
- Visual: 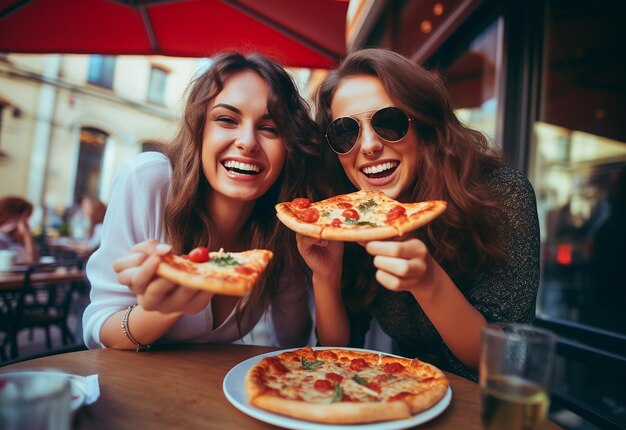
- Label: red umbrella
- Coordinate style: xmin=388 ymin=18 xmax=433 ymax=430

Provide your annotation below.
xmin=0 ymin=0 xmax=349 ymax=68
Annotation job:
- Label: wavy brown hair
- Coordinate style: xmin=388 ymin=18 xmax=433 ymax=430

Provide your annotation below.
xmin=315 ymin=49 xmax=507 ymax=309
xmin=163 ymin=52 xmax=321 ymax=327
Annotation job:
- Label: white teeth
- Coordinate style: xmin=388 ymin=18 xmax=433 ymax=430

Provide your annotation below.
xmin=223 ymin=160 xmax=261 ymax=173
xmin=362 ymin=161 xmax=398 ymax=175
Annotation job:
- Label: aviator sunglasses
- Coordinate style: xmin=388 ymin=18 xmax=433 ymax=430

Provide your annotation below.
xmin=325 ymin=106 xmax=412 ymax=155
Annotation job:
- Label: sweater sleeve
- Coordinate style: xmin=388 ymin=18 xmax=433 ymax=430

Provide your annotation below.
xmin=82 ymin=152 xmax=170 ymax=349
xmin=468 ymin=167 xmax=541 ymax=324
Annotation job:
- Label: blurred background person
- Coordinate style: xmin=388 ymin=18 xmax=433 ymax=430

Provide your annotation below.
xmin=0 ymin=195 xmax=38 ymax=264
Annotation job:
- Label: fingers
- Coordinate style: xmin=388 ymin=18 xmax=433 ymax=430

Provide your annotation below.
xmin=116 ymin=254 xmax=161 ymax=295
xmin=372 ymin=255 xmax=426 ymax=278
xmin=137 ymin=281 xmax=213 ymax=314
xmin=296 ymin=234 xmax=328 ymax=249
xmin=365 ymin=238 xmax=427 ymax=259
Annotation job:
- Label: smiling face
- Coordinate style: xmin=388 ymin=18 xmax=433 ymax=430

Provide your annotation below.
xmin=201 ymin=70 xmax=287 ymax=204
xmin=330 ymin=75 xmax=419 ymax=201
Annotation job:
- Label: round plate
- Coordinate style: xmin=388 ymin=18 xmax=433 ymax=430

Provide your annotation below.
xmin=223 ymin=347 xmax=452 ymax=430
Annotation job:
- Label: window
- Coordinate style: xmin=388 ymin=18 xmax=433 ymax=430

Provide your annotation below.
xmin=74 ymin=127 xmax=107 ymax=201
xmin=141 ymin=141 xmax=163 ymax=153
xmin=530 ymin=0 xmax=626 ymax=336
xmin=87 ymin=55 xmax=116 ymax=88
xmin=147 ymin=66 xmax=168 ymax=104
xmin=439 ymin=18 xmax=504 ymax=145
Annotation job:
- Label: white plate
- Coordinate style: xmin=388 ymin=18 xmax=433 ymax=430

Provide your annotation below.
xmin=223 ymin=347 xmax=452 ymax=430
xmin=0 ymin=371 xmax=86 ymax=414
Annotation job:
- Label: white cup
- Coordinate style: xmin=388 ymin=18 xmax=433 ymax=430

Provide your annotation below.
xmin=0 ymin=250 xmax=16 ymax=271
xmin=0 ymin=372 xmax=72 ymax=430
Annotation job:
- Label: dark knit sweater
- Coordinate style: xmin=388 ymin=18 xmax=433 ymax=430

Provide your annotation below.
xmin=347 ymin=167 xmax=540 ymax=381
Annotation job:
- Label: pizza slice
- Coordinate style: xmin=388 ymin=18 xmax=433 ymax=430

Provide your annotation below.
xmin=156 ymin=247 xmax=273 ymax=296
xmin=275 ymin=190 xmax=446 ymax=241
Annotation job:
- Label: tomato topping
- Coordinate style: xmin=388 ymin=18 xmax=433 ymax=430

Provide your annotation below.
xmin=313 ymin=379 xmax=333 ymax=391
xmin=299 ymin=207 xmax=320 ymax=223
xmin=188 ymin=246 xmax=210 ymax=263
xmin=382 ymin=362 xmax=405 ymax=374
xmin=365 ymin=382 xmax=381 ymax=393
xmin=342 ymin=208 xmax=359 ymax=220
xmin=331 ymin=218 xmax=342 ymax=227
xmin=292 ymin=197 xmax=311 ymax=209
xmin=386 ymin=205 xmax=407 ymax=221
xmin=235 ymin=266 xmax=254 ymax=275
xmin=389 ymin=392 xmax=411 ymax=401
xmin=373 ymin=374 xmax=388 ymax=384
xmin=349 ymin=358 xmax=368 ymax=371
xmin=337 ymin=202 xmax=352 ymax=209
xmin=268 ymin=357 xmax=289 ymax=373
xmin=341 ymin=393 xmax=355 ymax=401
xmin=326 ymin=372 xmax=343 ymax=383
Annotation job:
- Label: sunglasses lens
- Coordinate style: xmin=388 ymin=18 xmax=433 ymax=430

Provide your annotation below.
xmin=327 ymin=117 xmax=360 ymax=154
xmin=371 ymin=107 xmax=410 ymax=141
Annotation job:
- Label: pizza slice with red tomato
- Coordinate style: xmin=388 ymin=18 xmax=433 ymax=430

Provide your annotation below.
xmin=275 ymin=190 xmax=446 ymax=241
xmin=156 ymin=247 xmax=273 ymax=296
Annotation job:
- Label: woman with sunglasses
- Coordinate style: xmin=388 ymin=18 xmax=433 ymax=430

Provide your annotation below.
xmin=298 ymin=49 xmax=539 ymax=380
xmin=83 ymin=52 xmax=320 ymax=351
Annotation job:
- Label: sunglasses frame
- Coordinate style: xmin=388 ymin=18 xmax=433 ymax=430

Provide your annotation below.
xmin=325 ymin=106 xmax=413 ymax=155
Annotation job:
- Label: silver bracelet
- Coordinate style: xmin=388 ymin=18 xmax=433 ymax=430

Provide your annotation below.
xmin=121 ymin=305 xmax=152 ymax=352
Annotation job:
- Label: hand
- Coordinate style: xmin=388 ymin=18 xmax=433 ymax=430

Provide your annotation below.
xmin=295 ymin=233 xmax=344 ymax=280
xmin=113 ymin=240 xmax=213 ymax=315
xmin=364 ymin=238 xmax=435 ymax=294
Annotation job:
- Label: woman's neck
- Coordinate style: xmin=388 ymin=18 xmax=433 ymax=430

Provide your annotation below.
xmin=206 ymin=191 xmax=255 ymax=251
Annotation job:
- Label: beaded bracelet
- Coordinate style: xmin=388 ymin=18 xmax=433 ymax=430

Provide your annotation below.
xmin=121 ymin=305 xmax=152 ymax=352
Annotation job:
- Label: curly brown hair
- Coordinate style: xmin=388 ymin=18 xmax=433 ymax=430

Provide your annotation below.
xmin=163 ymin=52 xmax=321 ymax=327
xmin=315 ymin=49 xmax=507 ymax=309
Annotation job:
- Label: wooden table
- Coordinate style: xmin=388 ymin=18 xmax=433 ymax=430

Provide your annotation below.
xmin=0 ymin=344 xmax=563 ymax=429
xmin=0 ymin=267 xmax=85 ymax=290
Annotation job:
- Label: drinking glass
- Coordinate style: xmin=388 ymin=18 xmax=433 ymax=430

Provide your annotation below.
xmin=0 ymin=372 xmax=72 ymax=430
xmin=480 ymin=323 xmax=556 ymax=430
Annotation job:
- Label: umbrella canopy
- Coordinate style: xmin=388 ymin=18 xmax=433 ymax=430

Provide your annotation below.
xmin=0 ymin=0 xmax=349 ymax=68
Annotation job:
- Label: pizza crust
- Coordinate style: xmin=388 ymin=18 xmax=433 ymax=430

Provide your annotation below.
xmin=275 ymin=206 xmax=323 ymax=238
xmin=250 ymin=394 xmax=412 ymax=424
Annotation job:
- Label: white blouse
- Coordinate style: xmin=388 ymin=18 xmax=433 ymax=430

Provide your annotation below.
xmin=82 ymin=152 xmax=312 ymax=349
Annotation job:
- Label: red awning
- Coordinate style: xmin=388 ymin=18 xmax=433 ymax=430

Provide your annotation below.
xmin=0 ymin=0 xmax=349 ymax=69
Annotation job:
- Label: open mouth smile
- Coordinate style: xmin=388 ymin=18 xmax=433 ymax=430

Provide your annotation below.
xmin=361 ymin=161 xmax=399 ymax=179
xmin=222 ymin=160 xmax=263 ymax=176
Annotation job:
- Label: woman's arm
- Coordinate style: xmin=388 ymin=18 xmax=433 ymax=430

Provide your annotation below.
xmin=296 ymin=234 xmax=350 ymax=346
xmin=366 ymin=239 xmax=485 ymax=369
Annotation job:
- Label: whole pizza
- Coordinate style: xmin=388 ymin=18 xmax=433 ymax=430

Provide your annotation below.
xmin=245 ymin=347 xmax=449 ymax=424
xmin=275 ymin=190 xmax=447 ymax=241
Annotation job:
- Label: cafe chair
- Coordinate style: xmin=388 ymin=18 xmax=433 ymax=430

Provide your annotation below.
xmin=2 ymin=259 xmax=85 ymax=360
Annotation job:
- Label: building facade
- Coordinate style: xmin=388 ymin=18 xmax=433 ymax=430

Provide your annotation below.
xmin=0 ymin=54 xmax=203 ymax=227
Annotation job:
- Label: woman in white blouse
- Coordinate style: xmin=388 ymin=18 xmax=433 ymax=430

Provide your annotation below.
xmin=82 ymin=52 xmax=320 ymax=351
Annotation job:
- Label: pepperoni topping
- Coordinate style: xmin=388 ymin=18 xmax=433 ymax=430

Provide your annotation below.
xmin=331 ymin=218 xmax=342 ymax=227
xmin=299 ymin=207 xmax=320 ymax=223
xmin=292 ymin=197 xmax=311 ymax=209
xmin=342 ymin=209 xmax=359 ymax=220
xmin=382 ymin=362 xmax=405 ymax=374
xmin=349 ymin=358 xmax=369 ymax=371
xmin=386 ymin=205 xmax=407 ymax=221
xmin=337 ymin=202 xmax=352 ymax=209
xmin=313 ymin=379 xmax=333 ymax=391
xmin=188 ymin=246 xmax=210 ymax=263
xmin=325 ymin=372 xmax=343 ymax=383
xmin=234 ymin=266 xmax=254 ymax=275
xmin=267 ymin=357 xmax=289 ymax=373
